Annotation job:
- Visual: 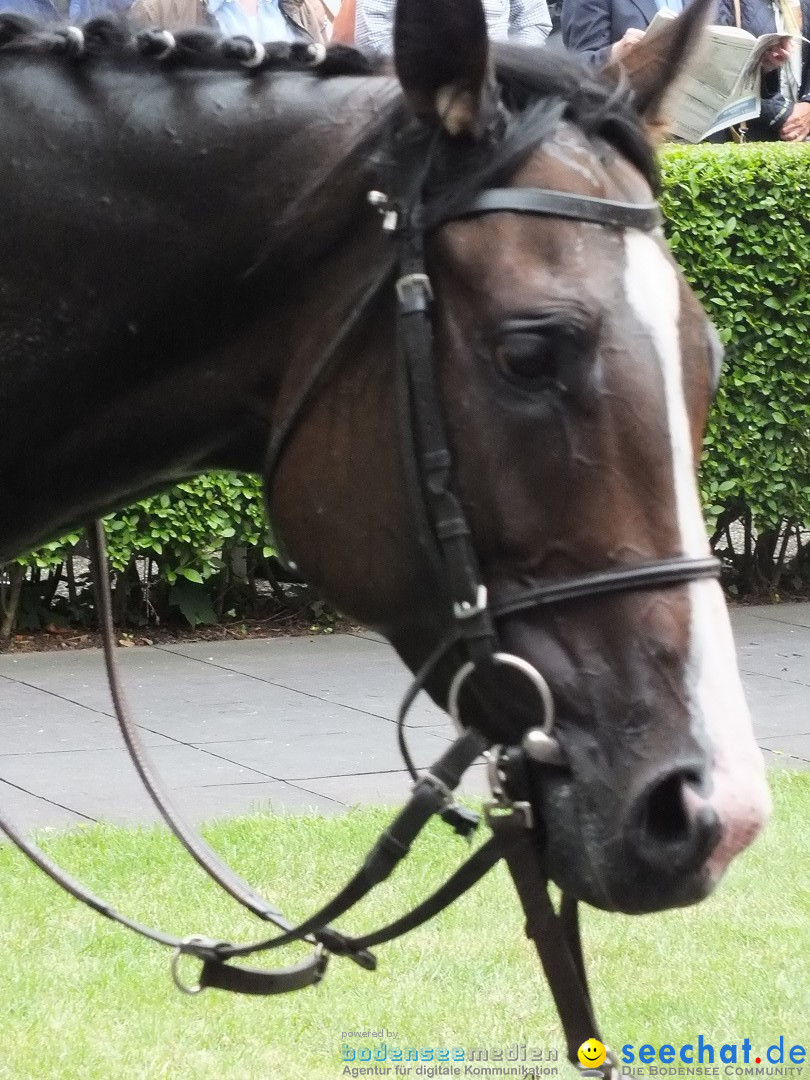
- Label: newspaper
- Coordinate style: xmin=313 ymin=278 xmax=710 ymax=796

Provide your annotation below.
xmin=645 ymin=9 xmax=801 ymax=142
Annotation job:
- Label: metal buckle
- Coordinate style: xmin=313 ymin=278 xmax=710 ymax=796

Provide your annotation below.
xmin=170 ymin=934 xmax=220 ymax=995
xmin=522 ymin=727 xmax=564 ymax=766
xmin=395 ymin=272 xmax=433 ymax=308
xmin=412 ymin=770 xmax=453 ymax=805
xmin=452 ymin=584 xmax=488 ymax=621
xmin=484 ymin=745 xmax=534 ymax=827
xmin=367 ymin=190 xmax=399 ymax=232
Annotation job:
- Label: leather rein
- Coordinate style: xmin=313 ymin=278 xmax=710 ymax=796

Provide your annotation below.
xmin=0 ymin=176 xmax=720 ymax=1080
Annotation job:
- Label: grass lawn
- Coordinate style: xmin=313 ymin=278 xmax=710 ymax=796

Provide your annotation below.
xmin=0 ymin=771 xmax=807 ymax=1080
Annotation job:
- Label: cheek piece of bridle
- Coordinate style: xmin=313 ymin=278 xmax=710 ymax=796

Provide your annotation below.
xmin=0 ymin=147 xmax=721 ymax=1080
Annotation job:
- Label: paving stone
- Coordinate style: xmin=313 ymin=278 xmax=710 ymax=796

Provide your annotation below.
xmin=760 ymin=746 xmax=810 ymax=772
xmin=0 ymin=744 xmax=274 ymax=824
xmin=739 ymin=673 xmax=810 ymax=740
xmin=748 ymin=603 xmax=810 ymax=630
xmin=155 ymin=779 xmax=345 ymax=820
xmin=294 ymin=763 xmax=490 ymax=806
xmin=160 ymin=636 xmax=448 ymax=727
xmin=1 ymin=606 xmax=807 ymax=830
xmin=203 ymin=725 xmax=453 ymax=781
xmin=0 ymin=778 xmax=88 ymax=831
xmin=0 ymin=675 xmax=173 ymax=753
xmin=758 ymin=733 xmax=810 ymax=762
xmin=736 ymin=630 xmax=810 ymax=685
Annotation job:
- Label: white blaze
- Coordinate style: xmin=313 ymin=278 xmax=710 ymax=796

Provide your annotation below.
xmin=623 ymin=231 xmax=771 ymax=878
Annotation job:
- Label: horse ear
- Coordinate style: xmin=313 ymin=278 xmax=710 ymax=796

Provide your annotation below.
xmin=613 ymin=0 xmax=716 ymax=120
xmin=393 ymin=0 xmax=499 ymax=138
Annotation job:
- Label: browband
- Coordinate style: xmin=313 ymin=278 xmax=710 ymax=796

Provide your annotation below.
xmin=422 ymin=188 xmax=664 ymax=233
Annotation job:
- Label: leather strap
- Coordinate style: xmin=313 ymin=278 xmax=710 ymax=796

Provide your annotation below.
xmin=333 ymin=835 xmax=508 ymax=954
xmin=421 ymin=188 xmax=664 ymax=233
xmin=200 ymin=950 xmax=329 ymax=996
xmin=396 ymin=202 xmax=497 ymax=665
xmin=491 ymin=556 xmax=721 ymax=618
xmin=202 ymin=835 xmax=508 ymax=993
xmin=489 ymin=811 xmax=602 ymax=1067
xmin=0 ymin=521 xmax=491 ymax=996
xmin=215 ymin=727 xmax=489 ymax=961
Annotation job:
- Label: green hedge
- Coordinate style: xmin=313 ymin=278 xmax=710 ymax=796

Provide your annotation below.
xmin=661 ymin=144 xmax=810 ymax=592
xmin=2 ymin=144 xmax=810 ymax=637
xmin=0 ymin=475 xmax=281 ymax=636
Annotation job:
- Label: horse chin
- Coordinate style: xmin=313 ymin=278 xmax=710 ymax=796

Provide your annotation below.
xmin=529 ymin=766 xmax=717 ymax=915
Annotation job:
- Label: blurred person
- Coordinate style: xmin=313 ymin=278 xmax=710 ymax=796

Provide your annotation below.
xmin=714 ymin=0 xmax=810 ymax=139
xmin=562 ymin=0 xmax=683 ymax=65
xmin=354 ymin=0 xmax=552 ymax=52
xmin=0 ymin=0 xmax=132 ymax=20
xmin=331 ymin=0 xmax=354 ymax=39
xmin=131 ymin=0 xmax=329 ymax=43
xmin=0 ymin=0 xmax=65 ymax=17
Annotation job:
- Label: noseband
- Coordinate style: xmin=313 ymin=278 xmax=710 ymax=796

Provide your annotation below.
xmin=0 ymin=148 xmax=721 ymax=1080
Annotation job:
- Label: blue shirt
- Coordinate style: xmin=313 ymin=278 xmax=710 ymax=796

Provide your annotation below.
xmin=0 ymin=0 xmax=133 ymax=19
xmin=69 ymin=0 xmax=132 ymax=16
xmin=0 ymin=0 xmax=61 ymax=18
xmin=356 ymin=0 xmax=552 ymax=52
xmin=207 ymin=0 xmax=298 ymax=40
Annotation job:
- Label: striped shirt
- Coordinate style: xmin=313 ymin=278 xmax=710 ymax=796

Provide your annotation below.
xmin=355 ymin=0 xmax=552 ymax=52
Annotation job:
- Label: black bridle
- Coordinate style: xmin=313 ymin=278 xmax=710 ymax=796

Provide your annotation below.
xmin=372 ymin=178 xmax=720 ymax=1076
xmin=0 ymin=166 xmax=721 ymax=1080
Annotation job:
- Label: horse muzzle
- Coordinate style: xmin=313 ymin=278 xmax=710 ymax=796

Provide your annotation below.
xmin=525 ymin=731 xmax=768 ymax=914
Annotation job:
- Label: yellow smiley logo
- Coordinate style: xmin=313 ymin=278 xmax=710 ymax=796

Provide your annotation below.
xmin=577 ymin=1039 xmax=607 ymax=1069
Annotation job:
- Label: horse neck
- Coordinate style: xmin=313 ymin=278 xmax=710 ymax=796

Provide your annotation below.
xmin=0 ymin=62 xmax=398 ymax=562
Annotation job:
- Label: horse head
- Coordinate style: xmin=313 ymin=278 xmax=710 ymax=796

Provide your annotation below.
xmin=269 ymin=0 xmax=771 ymax=914
xmin=0 ymin=1 xmax=768 ymax=920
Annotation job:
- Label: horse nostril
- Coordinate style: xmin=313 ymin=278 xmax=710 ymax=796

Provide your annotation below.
xmin=643 ymin=771 xmax=694 ymax=843
xmin=632 ymin=770 xmax=721 ymax=871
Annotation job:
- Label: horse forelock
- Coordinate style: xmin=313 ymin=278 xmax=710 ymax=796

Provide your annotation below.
xmin=423 ymin=46 xmax=657 ymax=210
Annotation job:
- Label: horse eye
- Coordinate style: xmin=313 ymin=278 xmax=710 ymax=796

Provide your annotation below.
xmin=496 ymin=331 xmax=558 ymax=388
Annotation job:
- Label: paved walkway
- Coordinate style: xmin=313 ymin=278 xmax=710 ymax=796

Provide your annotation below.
xmin=0 ymin=605 xmax=808 ymax=830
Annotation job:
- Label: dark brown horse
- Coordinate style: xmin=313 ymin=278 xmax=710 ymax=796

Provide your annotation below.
xmin=0 ymin=0 xmax=769 ymax=919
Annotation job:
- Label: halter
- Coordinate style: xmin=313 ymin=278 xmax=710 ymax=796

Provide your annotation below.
xmin=0 ymin=151 xmax=721 ymax=1080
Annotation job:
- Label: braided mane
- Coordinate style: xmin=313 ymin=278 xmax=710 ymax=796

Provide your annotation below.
xmin=0 ymin=13 xmax=383 ymax=73
xmin=0 ymin=14 xmax=655 ymax=194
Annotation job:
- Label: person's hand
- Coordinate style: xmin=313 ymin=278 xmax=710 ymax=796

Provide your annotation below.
xmin=780 ymin=100 xmax=810 ymax=140
xmin=761 ymin=36 xmax=792 ymax=72
xmin=610 ymin=27 xmax=645 ymax=61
